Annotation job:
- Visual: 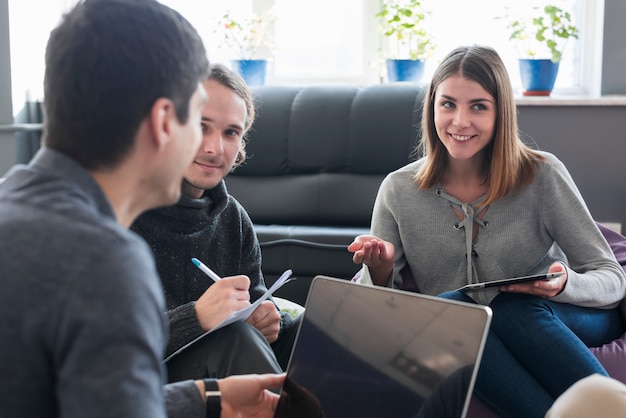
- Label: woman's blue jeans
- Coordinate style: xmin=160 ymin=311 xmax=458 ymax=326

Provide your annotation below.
xmin=438 ymin=290 xmax=624 ymax=418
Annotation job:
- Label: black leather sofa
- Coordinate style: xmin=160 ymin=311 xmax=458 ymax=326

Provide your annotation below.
xmin=225 ymin=83 xmax=427 ymax=305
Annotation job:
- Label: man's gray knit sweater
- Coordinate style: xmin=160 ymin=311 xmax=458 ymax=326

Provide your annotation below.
xmin=132 ymin=180 xmax=294 ymax=358
xmin=0 ymin=148 xmax=205 ymax=418
xmin=359 ymin=151 xmax=626 ymax=307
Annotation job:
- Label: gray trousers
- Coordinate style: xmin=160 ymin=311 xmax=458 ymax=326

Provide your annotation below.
xmin=165 ymin=321 xmax=283 ymax=382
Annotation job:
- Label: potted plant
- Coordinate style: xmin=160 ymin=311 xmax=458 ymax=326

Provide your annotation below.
xmin=216 ymin=10 xmax=274 ymax=86
xmin=375 ymin=0 xmax=436 ymax=83
xmin=505 ymin=5 xmax=579 ymax=96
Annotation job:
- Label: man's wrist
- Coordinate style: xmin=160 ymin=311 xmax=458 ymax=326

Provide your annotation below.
xmin=203 ymin=378 xmax=221 ymax=418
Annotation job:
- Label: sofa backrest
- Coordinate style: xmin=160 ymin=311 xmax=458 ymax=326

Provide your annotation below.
xmin=225 ymin=83 xmax=427 ymax=228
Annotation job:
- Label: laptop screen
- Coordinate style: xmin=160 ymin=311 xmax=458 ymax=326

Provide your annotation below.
xmin=275 ymin=276 xmax=492 ymax=418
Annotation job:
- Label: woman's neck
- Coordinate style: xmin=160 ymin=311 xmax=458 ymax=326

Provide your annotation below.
xmin=441 ymin=158 xmax=487 ymax=204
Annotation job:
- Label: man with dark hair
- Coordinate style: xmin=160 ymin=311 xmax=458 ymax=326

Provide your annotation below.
xmin=132 ymin=63 xmax=300 ymax=382
xmin=0 ymin=1 xmax=283 ymax=417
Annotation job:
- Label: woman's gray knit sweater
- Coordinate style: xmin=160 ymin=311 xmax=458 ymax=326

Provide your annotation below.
xmin=359 ymin=151 xmax=626 ymax=307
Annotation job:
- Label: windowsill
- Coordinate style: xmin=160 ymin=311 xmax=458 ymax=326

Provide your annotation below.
xmin=515 ymin=95 xmax=626 ymax=106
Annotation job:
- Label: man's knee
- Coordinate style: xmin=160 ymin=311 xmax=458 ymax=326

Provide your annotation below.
xmin=166 ymin=321 xmax=279 ymax=381
xmin=221 ymin=321 xmax=271 ymax=350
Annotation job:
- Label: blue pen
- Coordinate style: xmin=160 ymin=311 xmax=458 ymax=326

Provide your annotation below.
xmin=191 ymin=257 xmax=222 ymax=282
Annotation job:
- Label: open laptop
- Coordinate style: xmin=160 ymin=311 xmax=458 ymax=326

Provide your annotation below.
xmin=275 ymin=276 xmax=492 ymax=418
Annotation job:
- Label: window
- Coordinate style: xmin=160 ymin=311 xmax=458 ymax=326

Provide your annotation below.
xmin=264 ymin=0 xmax=595 ymax=94
xmin=273 ymin=0 xmax=368 ymax=83
xmin=5 ymin=0 xmax=603 ymax=116
xmin=177 ymin=0 xmax=598 ymax=94
xmin=7 ymin=0 xmax=79 ymax=114
xmin=423 ymin=0 xmax=584 ymax=92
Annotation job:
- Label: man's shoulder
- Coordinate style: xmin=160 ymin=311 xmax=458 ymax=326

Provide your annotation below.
xmin=226 ymin=193 xmax=248 ymax=214
xmin=223 ymin=194 xmax=256 ymax=234
xmin=0 ymin=167 xmax=154 ymax=285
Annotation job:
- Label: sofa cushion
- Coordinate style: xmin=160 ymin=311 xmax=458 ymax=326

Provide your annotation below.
xmin=255 ymin=224 xmax=368 ymax=305
xmin=227 ymin=84 xmax=425 ymax=227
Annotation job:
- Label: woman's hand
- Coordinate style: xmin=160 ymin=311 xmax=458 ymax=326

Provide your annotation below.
xmin=348 ymin=235 xmax=394 ymax=266
xmin=499 ymin=262 xmax=568 ymax=298
xmin=348 ymin=235 xmax=395 ymax=286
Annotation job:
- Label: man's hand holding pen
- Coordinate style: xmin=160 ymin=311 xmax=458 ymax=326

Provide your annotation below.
xmin=195 ymin=275 xmax=252 ymax=332
xmin=192 ymin=257 xmax=282 ymax=343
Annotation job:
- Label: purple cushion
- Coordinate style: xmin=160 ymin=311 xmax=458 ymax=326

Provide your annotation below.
xmin=597 ymin=222 xmax=626 ymax=269
xmin=589 ymin=223 xmax=626 ymax=384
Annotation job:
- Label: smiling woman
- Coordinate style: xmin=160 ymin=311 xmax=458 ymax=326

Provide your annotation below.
xmin=433 ymin=75 xmax=496 ymax=170
xmin=351 ymin=44 xmax=626 ymax=418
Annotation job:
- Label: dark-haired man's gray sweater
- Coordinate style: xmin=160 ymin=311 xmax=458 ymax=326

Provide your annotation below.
xmin=0 ymin=149 xmax=205 ymax=418
xmin=132 ymin=180 xmax=299 ymax=373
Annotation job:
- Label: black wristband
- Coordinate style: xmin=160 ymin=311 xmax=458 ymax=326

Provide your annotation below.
xmin=203 ymin=378 xmax=221 ymax=418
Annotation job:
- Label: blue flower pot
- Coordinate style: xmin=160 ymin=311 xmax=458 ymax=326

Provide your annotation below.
xmin=386 ymin=59 xmax=425 ymax=83
xmin=518 ymin=59 xmax=560 ymax=96
xmin=231 ymin=60 xmax=267 ymax=86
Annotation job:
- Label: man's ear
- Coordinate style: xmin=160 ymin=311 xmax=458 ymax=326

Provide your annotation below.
xmin=148 ymin=98 xmax=177 ymax=151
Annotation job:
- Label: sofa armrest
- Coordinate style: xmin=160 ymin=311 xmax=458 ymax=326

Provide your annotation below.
xmin=256 ymin=224 xmax=367 ymax=305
